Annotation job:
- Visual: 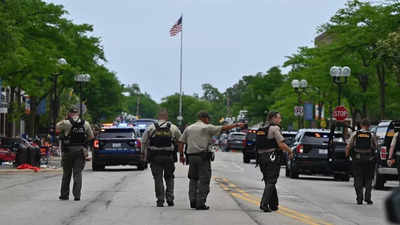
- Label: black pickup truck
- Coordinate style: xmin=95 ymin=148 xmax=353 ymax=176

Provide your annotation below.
xmin=373 ymin=120 xmax=400 ymax=189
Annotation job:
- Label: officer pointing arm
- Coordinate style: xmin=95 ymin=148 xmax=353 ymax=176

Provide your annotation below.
xmin=177 ymin=121 xmax=245 ymax=164
xmin=388 ymin=132 xmax=399 ymax=167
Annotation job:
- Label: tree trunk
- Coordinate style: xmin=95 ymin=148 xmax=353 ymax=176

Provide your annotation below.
xmin=6 ymin=87 xmax=15 ymax=137
xmin=376 ymin=64 xmax=386 ymax=120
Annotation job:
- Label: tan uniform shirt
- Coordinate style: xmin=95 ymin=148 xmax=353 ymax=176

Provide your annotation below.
xmin=179 ymin=120 xmax=222 ymax=154
xmin=390 ymin=132 xmax=399 ymax=158
xmin=390 ymin=132 xmax=399 ymax=150
xmin=141 ymin=120 xmax=182 ymax=158
xmin=258 ymin=124 xmax=285 ymax=153
xmin=56 ymin=118 xmax=94 ymax=154
xmin=347 ymin=129 xmax=377 ymax=151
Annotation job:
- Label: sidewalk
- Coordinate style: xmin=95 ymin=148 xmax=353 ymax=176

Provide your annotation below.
xmin=0 ymin=156 xmax=62 ymax=174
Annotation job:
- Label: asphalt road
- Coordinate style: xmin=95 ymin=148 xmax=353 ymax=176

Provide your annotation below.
xmin=0 ymin=151 xmax=397 ymax=225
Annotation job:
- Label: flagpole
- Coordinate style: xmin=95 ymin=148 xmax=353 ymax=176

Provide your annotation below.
xmin=178 ymin=15 xmax=183 ymax=126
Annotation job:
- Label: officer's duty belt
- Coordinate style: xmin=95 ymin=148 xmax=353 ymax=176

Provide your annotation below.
xmin=257 ymin=148 xmax=276 ymax=153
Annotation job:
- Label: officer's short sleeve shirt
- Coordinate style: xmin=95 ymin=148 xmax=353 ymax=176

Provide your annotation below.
xmin=268 ymin=125 xmax=285 ymax=144
xmin=348 ymin=129 xmax=377 ymax=150
xmin=179 ymin=120 xmax=222 ymax=154
xmin=391 ymin=132 xmax=399 ymax=149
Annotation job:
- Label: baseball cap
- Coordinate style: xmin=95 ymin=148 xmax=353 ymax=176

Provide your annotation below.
xmin=69 ymin=107 xmax=79 ymax=113
xmin=197 ymin=111 xmax=210 ymax=119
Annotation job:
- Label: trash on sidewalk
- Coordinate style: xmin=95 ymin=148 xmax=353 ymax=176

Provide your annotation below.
xmin=16 ymin=163 xmax=40 ymax=172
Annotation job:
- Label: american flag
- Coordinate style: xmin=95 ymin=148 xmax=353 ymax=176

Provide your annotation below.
xmin=169 ymin=16 xmax=182 ymax=37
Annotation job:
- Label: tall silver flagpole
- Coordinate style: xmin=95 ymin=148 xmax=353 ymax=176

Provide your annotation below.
xmin=178 ymin=15 xmax=183 ymax=126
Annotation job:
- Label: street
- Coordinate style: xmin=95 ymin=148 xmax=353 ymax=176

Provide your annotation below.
xmin=0 ymin=151 xmax=396 ymax=225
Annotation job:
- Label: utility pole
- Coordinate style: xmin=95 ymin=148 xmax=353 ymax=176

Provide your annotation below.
xmin=136 ymin=95 xmax=140 ymax=118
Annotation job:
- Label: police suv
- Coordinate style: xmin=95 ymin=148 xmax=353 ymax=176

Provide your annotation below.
xmin=373 ymin=120 xmax=400 ymax=189
xmin=286 ymin=129 xmax=351 ymax=181
xmin=92 ymin=123 xmax=147 ymax=171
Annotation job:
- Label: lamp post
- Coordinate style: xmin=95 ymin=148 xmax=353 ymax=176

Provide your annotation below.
xmin=329 ymin=66 xmax=351 ymax=106
xmin=74 ymin=74 xmax=91 ymax=119
xmin=52 ymin=58 xmax=67 ymax=142
xmin=291 ymin=79 xmax=308 ymax=129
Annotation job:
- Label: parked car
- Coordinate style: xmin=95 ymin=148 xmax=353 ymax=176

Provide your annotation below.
xmin=373 ymin=120 xmax=400 ymax=189
xmin=0 ymin=137 xmax=16 ymax=163
xmin=226 ymin=132 xmax=246 ymax=151
xmin=286 ymin=129 xmax=351 ymax=181
xmin=219 ymin=132 xmax=228 ymax=152
xmin=92 ymin=125 xmax=147 ymax=171
xmin=0 ymin=137 xmax=40 ymax=167
xmin=281 ymin=131 xmax=298 ymax=165
xmin=243 ymin=129 xmax=257 ymax=163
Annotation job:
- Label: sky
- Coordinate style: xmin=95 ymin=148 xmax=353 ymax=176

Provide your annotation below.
xmin=46 ymin=0 xmax=350 ymax=103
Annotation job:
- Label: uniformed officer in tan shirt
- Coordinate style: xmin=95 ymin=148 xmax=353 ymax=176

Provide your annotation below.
xmin=56 ymin=107 xmax=94 ymax=201
xmin=388 ymin=132 xmax=399 ymax=167
xmin=388 ymin=132 xmax=400 ymax=185
xmin=141 ymin=109 xmax=182 ymax=207
xmin=178 ymin=111 xmax=245 ymax=210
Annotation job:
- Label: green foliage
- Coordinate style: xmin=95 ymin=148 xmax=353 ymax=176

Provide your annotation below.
xmin=121 ymin=84 xmax=159 ymax=119
xmin=160 ymin=94 xmax=212 ymax=126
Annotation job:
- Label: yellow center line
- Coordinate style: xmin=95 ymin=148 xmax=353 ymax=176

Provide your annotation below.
xmin=232 ymin=186 xmax=332 ymax=225
xmin=215 ymin=177 xmax=333 ymax=225
xmin=230 ymin=191 xmax=320 ymax=225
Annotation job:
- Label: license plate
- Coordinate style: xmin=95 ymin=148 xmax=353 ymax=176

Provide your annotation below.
xmin=112 ymin=143 xmax=122 ymax=148
xmin=319 ymin=149 xmax=328 ymax=154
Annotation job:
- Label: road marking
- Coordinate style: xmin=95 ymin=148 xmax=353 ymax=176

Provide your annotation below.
xmin=215 ymin=177 xmax=333 ymax=225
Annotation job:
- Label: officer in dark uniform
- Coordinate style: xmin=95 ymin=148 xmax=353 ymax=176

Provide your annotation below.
xmin=256 ymin=111 xmax=293 ymax=212
xmin=346 ymin=119 xmax=377 ymax=205
xmin=56 ymin=107 xmax=94 ymax=201
xmin=178 ymin=111 xmax=245 ymax=210
xmin=141 ymin=109 xmax=182 ymax=207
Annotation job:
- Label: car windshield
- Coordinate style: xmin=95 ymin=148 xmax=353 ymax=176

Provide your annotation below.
xmin=376 ymin=126 xmax=387 ymax=139
xmin=100 ymin=128 xmax=135 ymax=139
xmin=231 ymin=134 xmax=246 ymax=140
xmin=302 ymin=132 xmax=343 ymax=144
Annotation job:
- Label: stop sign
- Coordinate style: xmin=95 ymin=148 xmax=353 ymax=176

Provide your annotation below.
xmin=333 ymin=106 xmax=348 ymax=121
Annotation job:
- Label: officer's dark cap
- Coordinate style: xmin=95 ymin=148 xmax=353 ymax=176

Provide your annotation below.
xmin=69 ymin=107 xmax=79 ymax=113
xmin=197 ymin=111 xmax=210 ymax=119
xmin=360 ymin=118 xmax=370 ymax=127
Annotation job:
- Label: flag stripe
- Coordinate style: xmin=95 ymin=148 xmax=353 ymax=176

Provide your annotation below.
xmin=169 ymin=16 xmax=182 ymax=37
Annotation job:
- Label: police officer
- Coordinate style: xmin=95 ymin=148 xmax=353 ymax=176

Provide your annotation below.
xmin=345 ymin=119 xmax=377 ymax=205
xmin=178 ymin=111 xmax=245 ymax=210
xmin=56 ymin=107 xmax=94 ymax=201
xmin=257 ymin=111 xmax=293 ymax=212
xmin=141 ymin=109 xmax=182 ymax=207
xmin=387 ymin=130 xmax=400 ymax=182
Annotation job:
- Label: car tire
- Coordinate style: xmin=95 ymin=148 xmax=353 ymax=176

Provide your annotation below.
xmin=288 ymin=160 xmax=299 ymax=179
xmin=137 ymin=163 xmax=146 ymax=170
xmin=92 ymin=162 xmax=104 ymax=171
xmin=243 ymin=155 xmax=250 ymax=163
xmin=334 ymin=174 xmax=349 ymax=181
xmin=285 ymin=165 xmax=290 ymax=177
xmin=373 ymin=166 xmax=385 ymax=189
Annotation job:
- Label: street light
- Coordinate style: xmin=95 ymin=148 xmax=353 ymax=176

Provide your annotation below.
xmin=329 ymin=66 xmax=351 ymax=106
xmin=52 ymin=58 xmax=67 ymax=142
xmin=74 ymin=74 xmax=91 ymax=119
xmin=291 ymin=79 xmax=308 ymax=129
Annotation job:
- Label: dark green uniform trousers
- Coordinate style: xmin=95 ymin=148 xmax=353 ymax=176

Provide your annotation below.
xmin=188 ymin=154 xmax=211 ymax=207
xmin=150 ymin=155 xmax=175 ymax=204
xmin=60 ymin=150 xmax=85 ymax=199
xmin=353 ymin=161 xmax=374 ymax=202
xmin=259 ymin=152 xmax=280 ymax=209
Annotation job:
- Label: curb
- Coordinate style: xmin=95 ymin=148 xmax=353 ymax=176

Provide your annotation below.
xmin=0 ymin=168 xmax=62 ymax=174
